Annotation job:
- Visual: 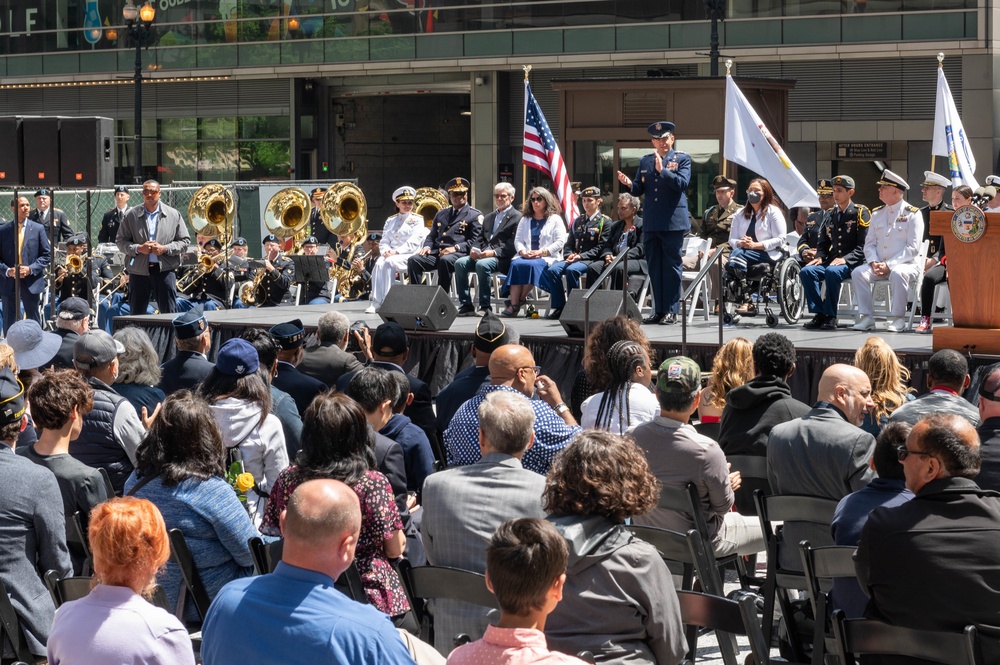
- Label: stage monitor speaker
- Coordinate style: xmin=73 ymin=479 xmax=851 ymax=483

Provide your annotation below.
xmin=60 ymin=117 xmax=114 ymax=188
xmin=378 ymin=284 xmax=457 ymax=331
xmin=0 ymin=117 xmax=23 ymax=186
xmin=22 ymin=117 xmax=61 ymax=188
xmin=560 ymin=290 xmax=641 ymax=337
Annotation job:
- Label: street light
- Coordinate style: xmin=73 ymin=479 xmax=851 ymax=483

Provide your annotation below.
xmin=123 ymin=0 xmax=156 ymax=184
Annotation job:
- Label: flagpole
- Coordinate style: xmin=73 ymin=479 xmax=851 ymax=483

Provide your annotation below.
xmin=930 ymin=53 xmax=944 ymax=172
xmin=522 ymin=64 xmax=532 ymax=208
xmin=721 ymin=59 xmax=733 ymax=176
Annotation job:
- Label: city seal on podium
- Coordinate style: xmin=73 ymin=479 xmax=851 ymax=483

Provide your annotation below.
xmin=951 ymin=205 xmax=986 ymax=243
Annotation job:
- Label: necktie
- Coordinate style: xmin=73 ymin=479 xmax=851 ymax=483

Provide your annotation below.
xmin=17 ymin=224 xmax=24 ymax=262
xmin=747 ymin=211 xmax=758 ymax=242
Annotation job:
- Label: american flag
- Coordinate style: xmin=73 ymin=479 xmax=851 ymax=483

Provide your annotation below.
xmin=522 ymin=81 xmax=577 ymax=220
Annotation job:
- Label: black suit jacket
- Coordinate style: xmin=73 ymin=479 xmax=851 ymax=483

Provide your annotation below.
xmin=158 ymin=351 xmax=215 ymax=396
xmin=47 ymin=328 xmax=79 ymax=371
xmin=298 ymin=342 xmax=363 ymax=387
xmin=272 ymin=361 xmax=327 ymax=416
xmin=337 ymin=360 xmax=436 ymax=447
xmin=31 ymin=208 xmax=73 ymax=242
xmin=374 ymin=430 xmax=410 ymax=528
xmin=472 ymin=206 xmax=522 ymax=269
xmin=598 ymin=217 xmax=646 ymax=273
xmin=99 ymin=208 xmax=127 ymax=244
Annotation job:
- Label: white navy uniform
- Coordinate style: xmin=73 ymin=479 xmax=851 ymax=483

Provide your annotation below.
xmin=370 ymin=212 xmax=428 ymax=306
xmin=850 ymin=201 xmax=924 ymax=318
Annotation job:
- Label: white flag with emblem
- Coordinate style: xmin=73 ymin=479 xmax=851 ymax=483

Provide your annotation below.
xmin=932 ymin=67 xmax=979 ymax=189
xmin=724 ymin=75 xmax=819 ymax=208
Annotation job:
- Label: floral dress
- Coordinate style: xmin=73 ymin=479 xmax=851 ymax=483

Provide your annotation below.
xmin=261 ymin=466 xmax=410 ymax=616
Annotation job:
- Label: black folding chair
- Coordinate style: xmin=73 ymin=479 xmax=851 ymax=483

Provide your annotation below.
xmin=0 ymin=577 xmax=34 ymax=664
xmin=43 ymin=570 xmax=93 ymax=609
xmin=398 ymin=560 xmax=499 ymax=646
xmin=97 ymin=467 xmax=115 ymax=498
xmin=168 ymin=529 xmax=212 ymax=626
xmin=247 ymin=536 xmax=367 ymax=603
xmin=831 ymin=610 xmax=980 ymax=665
xmin=799 ymin=541 xmax=859 ymax=665
xmin=677 ymin=590 xmax=772 ymax=665
xmin=66 ymin=510 xmax=93 ymax=576
xmin=753 ymin=490 xmax=839 ymax=662
xmin=725 ymin=455 xmax=768 ymax=482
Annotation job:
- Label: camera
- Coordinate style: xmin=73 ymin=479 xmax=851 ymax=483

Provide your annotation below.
xmin=347 ymin=320 xmax=370 ymax=357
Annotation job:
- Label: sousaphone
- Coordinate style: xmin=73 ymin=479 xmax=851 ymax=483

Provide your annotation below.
xmin=188 ymin=184 xmax=235 ymax=246
xmin=413 ymin=187 xmax=448 ymax=229
xmin=320 ymin=182 xmax=368 ymax=239
xmin=263 ymin=187 xmax=311 ymax=239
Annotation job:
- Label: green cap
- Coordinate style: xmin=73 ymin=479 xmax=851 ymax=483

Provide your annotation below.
xmin=656 ymin=356 xmax=701 ymax=394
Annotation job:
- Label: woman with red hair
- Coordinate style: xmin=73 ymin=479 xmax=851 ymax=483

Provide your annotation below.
xmin=47 ymin=497 xmax=195 ymax=664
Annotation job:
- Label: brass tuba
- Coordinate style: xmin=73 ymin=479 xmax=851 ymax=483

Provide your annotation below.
xmin=264 ymin=187 xmax=312 ymax=243
xmin=413 ymin=187 xmax=447 ymax=229
xmin=188 ymin=184 xmax=235 ymax=246
xmin=319 ymin=182 xmax=367 ymax=239
xmin=239 ymin=268 xmax=268 ymax=306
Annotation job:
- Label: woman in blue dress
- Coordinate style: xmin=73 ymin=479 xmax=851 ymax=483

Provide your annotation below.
xmin=502 ymin=187 xmax=568 ymax=317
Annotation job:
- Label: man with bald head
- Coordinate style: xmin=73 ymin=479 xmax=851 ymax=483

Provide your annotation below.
xmin=443 ymin=344 xmax=581 ymax=474
xmin=856 ymin=414 xmax=1000 ymax=660
xmin=766 ymin=363 xmax=876 ymax=569
xmin=201 ymin=479 xmax=419 ymax=664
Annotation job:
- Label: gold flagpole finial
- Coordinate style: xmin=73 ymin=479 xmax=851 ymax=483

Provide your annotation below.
xmin=937 ymin=52 xmax=944 ymax=67
xmin=725 ymin=59 xmax=733 ymax=75
xmin=523 ymin=64 xmax=532 ymax=81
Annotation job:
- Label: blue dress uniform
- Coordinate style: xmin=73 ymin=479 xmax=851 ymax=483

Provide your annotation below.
xmin=627 ymin=121 xmax=691 ymax=323
xmin=406 ymin=177 xmax=483 ymax=292
xmin=541 ymin=186 xmax=611 ymax=313
xmin=801 ymin=185 xmax=871 ymax=329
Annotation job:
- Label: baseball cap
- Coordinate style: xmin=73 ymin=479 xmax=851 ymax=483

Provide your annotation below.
xmin=373 ymin=322 xmax=407 ymax=357
xmin=74 ymin=330 xmax=125 ymax=371
xmin=656 ymin=356 xmax=702 ymax=394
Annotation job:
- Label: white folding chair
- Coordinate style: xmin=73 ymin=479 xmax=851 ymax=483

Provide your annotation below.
xmin=681 ymin=237 xmax=712 ymax=322
xmin=931 ymin=282 xmax=953 ymax=325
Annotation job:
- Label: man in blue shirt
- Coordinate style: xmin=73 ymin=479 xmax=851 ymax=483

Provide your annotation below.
xmin=200 ymin=479 xmax=419 ymax=665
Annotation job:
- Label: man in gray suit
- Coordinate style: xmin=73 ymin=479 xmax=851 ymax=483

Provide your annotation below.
xmin=116 ymin=179 xmax=191 ymax=315
xmin=0 ymin=366 xmax=72 ymax=660
xmin=420 ymin=390 xmax=547 ymax=655
xmin=298 ymin=310 xmax=362 ymax=387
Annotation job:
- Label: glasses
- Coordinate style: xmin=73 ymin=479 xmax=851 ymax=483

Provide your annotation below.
xmin=494 ymin=193 xmax=511 ymax=199
xmin=529 ymin=196 xmax=544 ymax=202
xmin=896 ymin=446 xmax=933 ymax=462
xmin=518 ymin=365 xmax=542 ymax=374
xmin=142 ymin=188 xmax=159 ymax=194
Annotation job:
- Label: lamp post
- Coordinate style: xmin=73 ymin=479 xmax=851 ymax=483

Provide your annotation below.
xmin=704 ymin=0 xmax=726 ymax=76
xmin=123 ymin=0 xmax=156 ymax=185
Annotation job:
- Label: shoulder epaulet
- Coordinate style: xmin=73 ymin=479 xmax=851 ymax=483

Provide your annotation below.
xmin=856 ymin=204 xmax=871 ymax=227
xmin=54 ymin=208 xmax=65 ymax=214
xmin=906 ymin=205 xmax=920 ymax=213
xmin=469 ymin=207 xmax=483 ymax=216
xmin=871 ymin=205 xmax=884 ymax=213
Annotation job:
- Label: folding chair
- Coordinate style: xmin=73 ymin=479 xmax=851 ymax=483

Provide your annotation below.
xmin=677 ymin=590 xmax=772 ymax=665
xmin=0 ymin=577 xmax=36 ymax=664
xmin=397 ymin=560 xmax=499 ymax=646
xmin=799 ymin=541 xmax=860 ymax=665
xmin=248 ymin=537 xmax=367 ymax=603
xmin=43 ymin=570 xmax=93 ymax=609
xmin=97 ymin=467 xmax=115 ymax=498
xmin=831 ymin=610 xmax=980 ymax=665
xmin=66 ymin=511 xmax=93 ymax=576
xmin=168 ymin=529 xmax=213 ymax=625
xmin=681 ymin=237 xmax=712 ymax=322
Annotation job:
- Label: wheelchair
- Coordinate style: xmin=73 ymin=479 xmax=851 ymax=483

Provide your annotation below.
xmin=721 ymin=252 xmax=805 ymax=327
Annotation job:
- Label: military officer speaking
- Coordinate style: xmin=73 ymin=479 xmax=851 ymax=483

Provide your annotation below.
xmin=617 ymin=121 xmax=692 ymax=325
xmin=800 ymin=175 xmax=871 ymax=330
xmin=850 ymin=169 xmax=924 ymax=333
xmin=407 ymin=177 xmax=483 ymax=293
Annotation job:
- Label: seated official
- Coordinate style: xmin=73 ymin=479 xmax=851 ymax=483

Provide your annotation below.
xmin=585 ymin=193 xmax=645 ymax=308
xmin=177 ymin=238 xmax=231 ymax=311
xmin=725 ymin=178 xmax=787 ymax=281
xmin=367 ymin=187 xmax=428 ymax=314
xmin=407 ymin=177 xmax=482 ymax=297
xmin=454 ymin=182 xmax=521 ymax=316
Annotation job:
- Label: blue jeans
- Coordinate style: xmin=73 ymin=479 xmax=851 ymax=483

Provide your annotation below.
xmin=541 ymin=260 xmax=589 ymax=309
xmin=454 ymin=255 xmax=501 ymax=308
xmin=801 ymin=262 xmax=852 ymax=317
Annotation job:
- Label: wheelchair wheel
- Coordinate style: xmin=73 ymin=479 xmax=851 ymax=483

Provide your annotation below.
xmin=766 ymin=311 xmax=778 ymax=328
xmin=776 ymin=259 xmax=805 ymax=324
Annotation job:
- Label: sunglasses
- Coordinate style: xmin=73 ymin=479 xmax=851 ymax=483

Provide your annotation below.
xmin=530 ymin=196 xmax=544 ymax=202
xmin=896 ymin=446 xmax=933 ymax=462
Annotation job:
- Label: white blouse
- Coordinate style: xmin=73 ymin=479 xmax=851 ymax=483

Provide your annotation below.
xmin=514 ymin=214 xmax=568 ymax=265
xmin=728 ymin=204 xmax=787 ymax=261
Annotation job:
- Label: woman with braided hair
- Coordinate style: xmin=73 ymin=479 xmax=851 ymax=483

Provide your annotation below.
xmin=579 ymin=340 xmax=658 ymax=433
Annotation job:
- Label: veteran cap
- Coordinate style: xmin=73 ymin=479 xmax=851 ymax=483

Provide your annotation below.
xmin=269 ymin=319 xmax=306 ymax=350
xmin=647 ymin=121 xmax=675 ymax=139
xmin=445 ymin=178 xmax=470 ymax=193
xmin=372 ymin=321 xmax=408 ymax=357
xmin=215 ymin=338 xmax=260 ymax=377
xmin=393 ymin=186 xmax=416 ymax=202
xmin=711 ymin=175 xmax=737 ymax=190
xmin=172 ymin=306 xmax=208 ymax=340
xmin=922 ymin=171 xmax=951 ymax=188
xmin=473 ymin=311 xmax=512 ymax=354
xmin=832 ymin=175 xmax=856 ymax=190
xmin=877 ymin=169 xmax=909 ymax=191
xmin=656 ymin=356 xmax=702 ymax=395
xmin=73 ymin=330 xmax=125 ymax=371
xmin=57 ymin=297 xmax=91 ymax=321
xmin=816 ymin=179 xmax=834 ymax=195
xmin=580 ymin=186 xmax=601 ymax=198
xmin=0 ymin=368 xmax=25 ymax=426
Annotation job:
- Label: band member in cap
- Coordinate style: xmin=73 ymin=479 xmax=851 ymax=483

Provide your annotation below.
xmin=56 ymin=233 xmax=114 ymax=305
xmin=177 ymin=238 xmax=230 ymax=312
xmin=343 ymin=233 xmax=378 ymax=302
xmin=308 ymin=187 xmax=333 ymax=245
xmin=116 ymin=179 xmax=191 ymax=316
xmin=367 ymin=186 xmax=428 ymax=314
xmin=99 ymin=186 xmax=131 ymax=244
xmin=850 ymin=169 xmax=924 ymax=333
xmin=617 ymin=121 xmax=691 ymax=325
xmin=799 ymin=179 xmax=836 ymax=264
xmin=158 ymin=306 xmax=214 ymax=396
xmin=685 ymin=175 xmax=738 ymax=308
xmin=250 ymin=234 xmax=295 ymax=307
xmin=454 ymin=182 xmax=521 ymax=316
xmin=30 ymin=188 xmax=73 ymax=243
xmin=801 ymin=175 xmax=871 ymax=330
xmin=269 ymin=319 xmax=327 ymax=416
xmin=299 ymin=235 xmax=332 ymax=305
xmin=228 ymin=237 xmax=252 ymax=284
xmin=408 ymin=177 xmax=483 ymax=297
xmin=541 ymin=185 xmax=610 ymax=320
xmin=0 ymin=195 xmax=51 ymax=334
xmin=915 ymin=171 xmax=954 ymax=334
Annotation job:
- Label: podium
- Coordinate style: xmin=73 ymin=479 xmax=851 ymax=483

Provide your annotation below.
xmin=929 ymin=209 xmax=1000 ymax=353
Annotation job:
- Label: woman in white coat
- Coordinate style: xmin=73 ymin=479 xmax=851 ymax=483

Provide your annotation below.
xmin=366 ymin=186 xmax=429 ymax=314
xmin=502 ymin=187 xmax=568 ymax=317
xmin=726 ymin=177 xmax=787 ymax=278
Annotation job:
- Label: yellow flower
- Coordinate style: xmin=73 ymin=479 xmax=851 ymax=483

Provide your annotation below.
xmin=235 ymin=473 xmax=255 ymax=493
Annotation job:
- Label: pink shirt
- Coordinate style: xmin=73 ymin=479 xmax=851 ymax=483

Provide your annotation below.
xmin=447 ymin=625 xmax=589 ymax=665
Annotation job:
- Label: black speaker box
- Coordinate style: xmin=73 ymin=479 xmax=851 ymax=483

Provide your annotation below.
xmin=22 ymin=117 xmax=61 ymax=188
xmin=0 ymin=117 xmax=23 ymax=186
xmin=379 ymin=284 xmax=457 ymax=331
xmin=559 ymin=289 xmax=641 ymax=337
xmin=60 ymin=117 xmax=114 ymax=188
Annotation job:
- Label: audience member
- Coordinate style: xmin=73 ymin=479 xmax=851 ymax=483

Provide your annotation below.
xmin=125 ymin=391 xmax=258 ymax=621
xmin=46 ymin=497 xmax=195 ymax=665
xmin=269 ymin=319 xmax=328 ymax=416
xmin=977 ymin=363 xmax=1000 ymax=492
xmin=260 ymin=393 xmax=413 ymax=628
xmin=830 ymin=421 xmax=913 ymax=619
xmin=7 ymin=318 xmax=61 ymax=376
xmin=445 ymin=344 xmax=580 ymax=474
xmin=853 ymin=336 xmax=915 ymax=437
xmin=0 ymin=341 xmax=35 ymax=450
xmin=47 ymin=297 xmax=90 ymax=370
xmin=446 ymin=518 xmax=588 ymax=665
xmin=766 ymin=363 xmax=875 ymax=570
xmin=0 ymin=366 xmax=72 ymax=660
xmin=298 ymin=310 xmax=363 ymax=386
xmin=112 ymin=326 xmax=166 ymax=417
xmin=199 ymin=338 xmax=288 ymax=524
xmin=202 ymin=479 xmax=420 ymax=665
xmin=696 ymin=337 xmax=754 ymax=441
xmin=72 ymin=330 xmax=146 ymax=494
xmin=21 ymin=369 xmax=106 ymax=574
xmin=158 ymin=306 xmax=214 ymax=395
xmin=632 ymin=356 xmax=764 ymax=558
xmin=422 ymin=391 xmax=547 ymax=653
xmin=240 ymin=327 xmax=303 ymax=459
xmin=543 ymin=431 xmax=686 ymax=665
xmin=570 ymin=316 xmax=652 ymax=420
xmin=856 ymin=413 xmax=1000 ymax=663
xmin=718 ymin=332 xmax=810 ymax=513
xmin=580 ymin=339 xmax=657 ymax=433
xmin=889 ymin=348 xmax=979 ymax=426
xmin=381 ymin=370 xmax=435 ymax=498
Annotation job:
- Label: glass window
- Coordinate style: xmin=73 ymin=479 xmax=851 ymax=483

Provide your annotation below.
xmin=676 ymin=139 xmax=720 ymax=218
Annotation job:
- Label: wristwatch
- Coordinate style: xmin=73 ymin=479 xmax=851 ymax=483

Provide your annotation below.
xmin=554 ymin=402 xmax=569 ymax=414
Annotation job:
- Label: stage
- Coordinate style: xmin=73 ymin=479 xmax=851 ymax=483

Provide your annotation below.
xmin=111 ymin=298 xmax=971 ymax=404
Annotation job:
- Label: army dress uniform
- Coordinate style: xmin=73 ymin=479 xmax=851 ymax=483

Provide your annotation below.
xmin=308 ymin=187 xmax=333 ymax=246
xmin=851 ymin=170 xmax=924 ymax=329
xmin=541 ymin=188 xmax=610 ymax=312
xmin=177 ymin=243 xmax=232 ymax=311
xmin=797 ymin=209 xmax=828 ymax=263
xmin=407 ymin=177 xmax=483 ymax=293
